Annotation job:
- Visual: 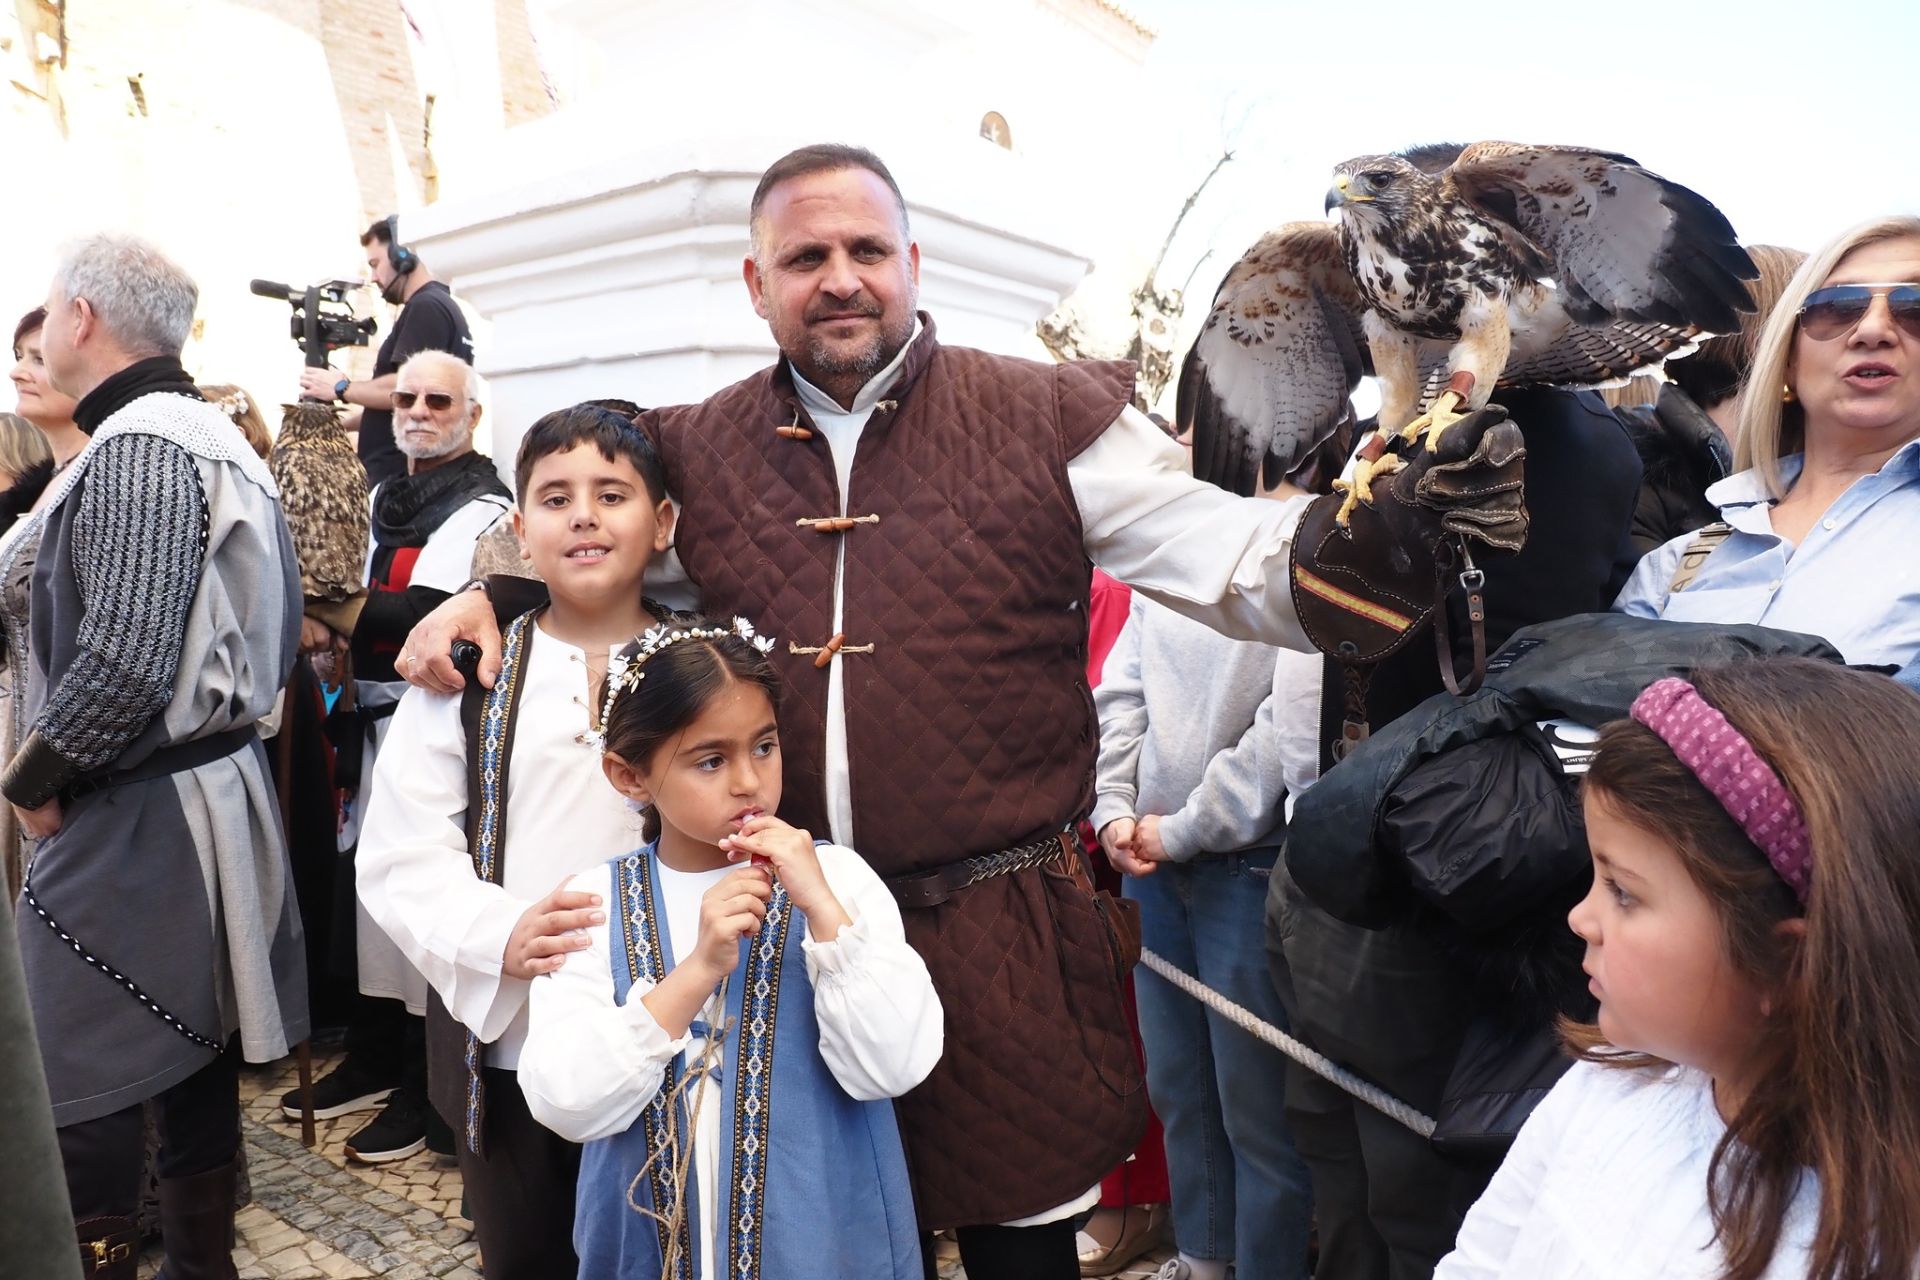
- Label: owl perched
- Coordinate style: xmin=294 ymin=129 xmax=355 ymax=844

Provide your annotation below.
xmin=271 ymin=400 xmax=369 ymax=604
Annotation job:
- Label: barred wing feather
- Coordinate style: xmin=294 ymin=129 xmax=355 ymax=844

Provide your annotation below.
xmin=1181 ymin=223 xmax=1369 ymax=497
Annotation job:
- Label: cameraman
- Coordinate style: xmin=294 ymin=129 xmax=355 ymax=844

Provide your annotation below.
xmin=298 ymin=217 xmax=472 ymax=488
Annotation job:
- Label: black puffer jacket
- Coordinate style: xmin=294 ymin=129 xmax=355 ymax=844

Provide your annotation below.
xmin=1293 ymin=613 xmax=1840 ymax=943
xmin=1616 ymin=384 xmax=1732 ymax=558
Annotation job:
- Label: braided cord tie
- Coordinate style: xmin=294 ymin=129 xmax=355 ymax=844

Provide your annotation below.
xmin=1137 ymin=946 xmax=1435 ymax=1138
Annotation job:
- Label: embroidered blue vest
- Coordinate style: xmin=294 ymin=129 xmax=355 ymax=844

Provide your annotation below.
xmin=573 ymin=848 xmax=922 ymax=1280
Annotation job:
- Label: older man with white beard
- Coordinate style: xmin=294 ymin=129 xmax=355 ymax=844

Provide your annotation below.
xmin=282 ymin=348 xmax=511 ymax=1165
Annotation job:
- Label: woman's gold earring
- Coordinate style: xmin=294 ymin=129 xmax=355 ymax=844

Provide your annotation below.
xmin=1782 ymin=383 xmax=1797 ymax=404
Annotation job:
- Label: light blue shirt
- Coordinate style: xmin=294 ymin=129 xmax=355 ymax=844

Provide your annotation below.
xmin=1613 ymin=439 xmax=1920 ymax=668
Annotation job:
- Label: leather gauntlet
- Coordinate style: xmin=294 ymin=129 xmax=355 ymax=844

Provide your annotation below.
xmin=1290 ymin=407 xmax=1528 ymax=668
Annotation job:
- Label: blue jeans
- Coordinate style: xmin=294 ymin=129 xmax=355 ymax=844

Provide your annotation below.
xmin=1128 ymin=851 xmax=1312 ymax=1279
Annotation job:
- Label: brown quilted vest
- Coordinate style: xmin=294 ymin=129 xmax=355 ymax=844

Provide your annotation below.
xmin=642 ymin=316 xmax=1146 ymax=1226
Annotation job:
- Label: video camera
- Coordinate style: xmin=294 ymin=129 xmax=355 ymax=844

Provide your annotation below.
xmin=249 ymin=278 xmax=378 ymax=379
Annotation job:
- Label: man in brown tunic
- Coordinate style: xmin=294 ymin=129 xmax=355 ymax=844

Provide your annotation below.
xmin=403 ymin=144 xmax=1340 ymax=1277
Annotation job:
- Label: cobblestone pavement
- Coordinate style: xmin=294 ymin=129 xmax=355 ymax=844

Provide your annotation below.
xmin=132 ymin=1050 xmax=1171 ymax=1278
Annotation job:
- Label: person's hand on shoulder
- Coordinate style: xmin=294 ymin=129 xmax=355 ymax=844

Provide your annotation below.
xmin=397 ymin=584 xmax=502 ymax=692
xmin=502 ymin=877 xmax=606 ymax=980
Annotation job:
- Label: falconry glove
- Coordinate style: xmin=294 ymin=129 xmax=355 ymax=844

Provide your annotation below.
xmin=1412 ymin=408 xmax=1528 ymax=552
xmin=1289 ymin=406 xmax=1528 ymax=751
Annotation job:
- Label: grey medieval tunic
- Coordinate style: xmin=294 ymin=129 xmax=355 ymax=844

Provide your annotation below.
xmin=10 ymin=391 xmax=308 ymax=1126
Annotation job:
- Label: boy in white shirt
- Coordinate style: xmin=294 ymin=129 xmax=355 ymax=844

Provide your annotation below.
xmin=356 ymin=402 xmax=676 ymax=1278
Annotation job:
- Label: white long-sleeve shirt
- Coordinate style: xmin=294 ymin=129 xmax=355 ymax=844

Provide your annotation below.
xmin=357 ymin=624 xmax=641 ymax=1066
xmin=640 ymin=324 xmax=1315 ymax=851
xmin=1435 ymin=1062 xmax=1820 ymax=1279
xmin=517 ymin=844 xmax=942 ymax=1280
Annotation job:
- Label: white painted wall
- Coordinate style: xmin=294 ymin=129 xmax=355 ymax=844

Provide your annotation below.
xmin=419 ymin=0 xmax=1155 ymax=471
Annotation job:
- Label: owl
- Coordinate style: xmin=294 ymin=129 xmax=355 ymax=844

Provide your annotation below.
xmin=271 ymin=400 xmax=370 ymax=604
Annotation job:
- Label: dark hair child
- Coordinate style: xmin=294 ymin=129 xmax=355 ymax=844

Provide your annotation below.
xmin=517 ymin=613 xmax=943 ymax=1280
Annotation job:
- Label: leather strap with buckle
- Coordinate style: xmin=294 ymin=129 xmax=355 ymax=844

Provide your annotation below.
xmin=886 ymin=830 xmax=1073 ymax=910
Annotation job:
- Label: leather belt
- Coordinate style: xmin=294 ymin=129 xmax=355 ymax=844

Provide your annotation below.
xmin=63 ymin=725 xmax=256 ymax=803
xmin=886 ymin=829 xmax=1075 ymax=910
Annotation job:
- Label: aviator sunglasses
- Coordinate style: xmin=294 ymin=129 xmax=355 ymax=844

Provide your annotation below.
xmin=391 ymin=390 xmax=457 ymax=411
xmin=1797 ymin=283 xmax=1920 ymax=342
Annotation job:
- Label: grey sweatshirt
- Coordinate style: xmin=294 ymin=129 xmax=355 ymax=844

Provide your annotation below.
xmin=1091 ymin=593 xmax=1293 ymax=861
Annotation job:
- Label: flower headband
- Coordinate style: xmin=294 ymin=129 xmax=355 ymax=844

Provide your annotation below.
xmin=594 ymin=616 xmax=777 ymax=746
xmin=214 ymin=391 xmax=250 ymax=421
xmin=1629 ymin=677 xmax=1812 ymax=903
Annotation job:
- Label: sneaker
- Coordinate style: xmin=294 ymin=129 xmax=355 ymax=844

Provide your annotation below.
xmin=343 ymin=1088 xmax=430 ymax=1164
xmin=1150 ymin=1262 xmax=1192 ymax=1280
xmin=278 ymin=1057 xmax=397 ymax=1121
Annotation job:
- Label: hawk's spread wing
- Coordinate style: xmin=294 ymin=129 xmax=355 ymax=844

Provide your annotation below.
xmin=1181 ymin=222 xmax=1369 ymax=497
xmin=1447 ymin=142 xmax=1757 ymax=335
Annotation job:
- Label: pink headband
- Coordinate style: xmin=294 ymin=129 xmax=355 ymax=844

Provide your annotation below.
xmin=1629 ymin=677 xmax=1812 ymax=903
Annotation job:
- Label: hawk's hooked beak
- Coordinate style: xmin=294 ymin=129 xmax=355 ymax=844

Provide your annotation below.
xmin=1326 ymin=174 xmax=1374 ymax=212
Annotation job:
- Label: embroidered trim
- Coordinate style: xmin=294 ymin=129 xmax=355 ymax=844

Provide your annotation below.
xmin=619 ymin=854 xmax=697 ymax=1278
xmin=1293 ymin=565 xmax=1417 ymax=633
xmin=727 ymin=882 xmax=788 ymax=1280
xmin=21 ymin=879 xmax=220 ymax=1049
xmin=461 ymin=612 xmax=534 ymax=1155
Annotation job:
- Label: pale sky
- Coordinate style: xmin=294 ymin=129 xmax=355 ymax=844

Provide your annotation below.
xmin=1107 ymin=0 xmax=1920 ymax=338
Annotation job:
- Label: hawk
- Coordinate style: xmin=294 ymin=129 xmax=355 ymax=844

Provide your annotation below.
xmin=271 ymin=400 xmax=370 ymax=605
xmin=1181 ymin=142 xmax=1758 ymax=519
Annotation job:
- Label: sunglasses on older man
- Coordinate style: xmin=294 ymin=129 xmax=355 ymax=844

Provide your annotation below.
xmin=1797 ymin=283 xmax=1920 ymax=342
xmin=391 ymin=390 xmax=457 ymax=411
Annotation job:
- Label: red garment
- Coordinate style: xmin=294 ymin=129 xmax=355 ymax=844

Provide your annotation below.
xmin=1086 ymin=570 xmax=1133 ymax=686
xmin=1086 ymin=570 xmax=1171 ymax=1207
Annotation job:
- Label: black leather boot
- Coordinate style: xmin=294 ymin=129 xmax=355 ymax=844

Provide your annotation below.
xmin=154 ymin=1158 xmax=240 ymax=1280
xmin=74 ymin=1214 xmax=139 ymax=1279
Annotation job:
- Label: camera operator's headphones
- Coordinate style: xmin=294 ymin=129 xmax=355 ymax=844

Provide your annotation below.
xmin=383 ymin=214 xmax=419 ymax=278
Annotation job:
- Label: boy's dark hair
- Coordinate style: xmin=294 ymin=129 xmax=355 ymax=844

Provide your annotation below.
xmin=513 ymin=402 xmax=666 ymax=504
xmin=359 ymin=219 xmax=392 ymax=247
xmin=581 ymin=397 xmax=643 ymax=422
xmin=601 ymin=612 xmax=783 ymax=843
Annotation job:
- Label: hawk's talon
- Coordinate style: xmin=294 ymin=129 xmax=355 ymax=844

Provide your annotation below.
xmin=1332 ymin=452 xmax=1407 ymax=527
xmin=1399 ymin=389 xmax=1468 ymax=452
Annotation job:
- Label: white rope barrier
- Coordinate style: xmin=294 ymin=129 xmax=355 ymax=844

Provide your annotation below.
xmin=1138 ymin=946 xmax=1437 ymax=1138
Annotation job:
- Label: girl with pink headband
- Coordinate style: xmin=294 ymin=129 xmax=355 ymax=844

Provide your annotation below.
xmin=1436 ymin=658 xmax=1920 ymax=1279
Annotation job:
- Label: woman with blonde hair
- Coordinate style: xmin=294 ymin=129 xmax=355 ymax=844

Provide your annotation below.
xmin=0 ymin=413 xmax=52 ymax=493
xmin=1611 ymin=245 xmax=1807 ymax=555
xmin=1614 ymin=215 xmax=1920 ymax=669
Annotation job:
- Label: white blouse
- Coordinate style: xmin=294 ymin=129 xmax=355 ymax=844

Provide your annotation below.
xmin=356 ymin=624 xmax=642 ymax=1067
xmin=517 ymin=845 xmax=942 ymax=1280
xmin=1436 ymin=1062 xmax=1820 ymax=1279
